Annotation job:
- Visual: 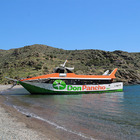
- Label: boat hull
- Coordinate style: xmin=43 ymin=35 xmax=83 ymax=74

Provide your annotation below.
xmin=19 ymin=81 xmax=123 ymax=95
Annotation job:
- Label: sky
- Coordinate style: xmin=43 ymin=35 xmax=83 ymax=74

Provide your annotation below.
xmin=0 ymin=0 xmax=140 ymax=52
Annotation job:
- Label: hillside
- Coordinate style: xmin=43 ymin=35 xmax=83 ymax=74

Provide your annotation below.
xmin=0 ymin=44 xmax=140 ymax=85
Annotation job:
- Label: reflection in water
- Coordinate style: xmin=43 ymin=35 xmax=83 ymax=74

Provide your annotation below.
xmin=2 ymin=85 xmax=140 ymax=140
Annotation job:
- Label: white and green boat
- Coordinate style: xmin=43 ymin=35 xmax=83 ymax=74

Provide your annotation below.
xmin=7 ymin=60 xmax=123 ymax=94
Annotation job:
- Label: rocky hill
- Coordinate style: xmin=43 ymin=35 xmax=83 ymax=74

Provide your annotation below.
xmin=0 ymin=44 xmax=140 ymax=85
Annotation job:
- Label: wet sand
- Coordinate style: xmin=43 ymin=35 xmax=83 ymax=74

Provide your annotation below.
xmin=0 ymin=85 xmax=48 ymax=140
xmin=0 ymin=85 xmax=90 ymax=140
xmin=0 ymin=105 xmax=47 ymax=139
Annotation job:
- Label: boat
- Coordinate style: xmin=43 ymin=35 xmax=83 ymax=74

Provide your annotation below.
xmin=6 ymin=60 xmax=123 ymax=94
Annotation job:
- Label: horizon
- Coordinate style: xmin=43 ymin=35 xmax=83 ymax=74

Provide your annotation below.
xmin=0 ymin=0 xmax=140 ymax=52
xmin=1 ymin=43 xmax=139 ymax=53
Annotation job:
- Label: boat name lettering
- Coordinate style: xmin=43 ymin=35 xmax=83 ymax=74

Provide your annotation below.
xmin=82 ymin=85 xmax=106 ymax=91
xmin=67 ymin=85 xmax=106 ymax=91
xmin=67 ymin=85 xmax=82 ymax=91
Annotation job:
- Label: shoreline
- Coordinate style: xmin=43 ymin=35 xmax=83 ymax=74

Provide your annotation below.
xmin=0 ymin=85 xmax=60 ymax=140
xmin=0 ymin=85 xmax=91 ymax=140
xmin=0 ymin=86 xmax=56 ymax=140
xmin=0 ymin=98 xmax=47 ymax=139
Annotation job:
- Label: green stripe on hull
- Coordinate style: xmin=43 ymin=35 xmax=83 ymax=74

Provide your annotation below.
xmin=19 ymin=81 xmax=123 ymax=95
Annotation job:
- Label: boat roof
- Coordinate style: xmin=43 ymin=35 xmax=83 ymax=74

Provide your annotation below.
xmin=20 ymin=60 xmax=118 ymax=81
xmin=20 ymin=68 xmax=117 ymax=81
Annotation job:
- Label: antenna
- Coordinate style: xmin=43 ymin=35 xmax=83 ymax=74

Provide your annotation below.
xmin=60 ymin=60 xmax=68 ymax=68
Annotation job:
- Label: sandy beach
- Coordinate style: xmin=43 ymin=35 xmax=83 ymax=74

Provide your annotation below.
xmin=0 ymin=85 xmax=47 ymax=140
xmin=0 ymin=105 xmax=47 ymax=140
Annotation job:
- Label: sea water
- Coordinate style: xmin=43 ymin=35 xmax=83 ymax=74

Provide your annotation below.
xmin=2 ymin=85 xmax=140 ymax=140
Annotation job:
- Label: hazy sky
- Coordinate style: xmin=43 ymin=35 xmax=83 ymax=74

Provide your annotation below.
xmin=0 ymin=0 xmax=140 ymax=52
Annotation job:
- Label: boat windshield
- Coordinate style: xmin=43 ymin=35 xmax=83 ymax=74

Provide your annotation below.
xmin=54 ymin=67 xmax=73 ymax=73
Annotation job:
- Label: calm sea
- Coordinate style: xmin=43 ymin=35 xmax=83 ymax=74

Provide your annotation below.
xmin=2 ymin=85 xmax=140 ymax=140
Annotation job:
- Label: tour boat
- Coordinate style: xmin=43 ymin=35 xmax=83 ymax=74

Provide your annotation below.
xmin=6 ymin=60 xmax=123 ymax=94
xmin=8 ymin=60 xmax=122 ymax=94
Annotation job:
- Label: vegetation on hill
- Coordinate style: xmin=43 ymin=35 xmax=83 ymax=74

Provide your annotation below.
xmin=0 ymin=44 xmax=140 ymax=85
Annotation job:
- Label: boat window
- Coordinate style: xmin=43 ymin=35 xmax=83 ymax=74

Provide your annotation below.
xmin=26 ymin=79 xmax=112 ymax=85
xmin=55 ymin=79 xmax=112 ymax=85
